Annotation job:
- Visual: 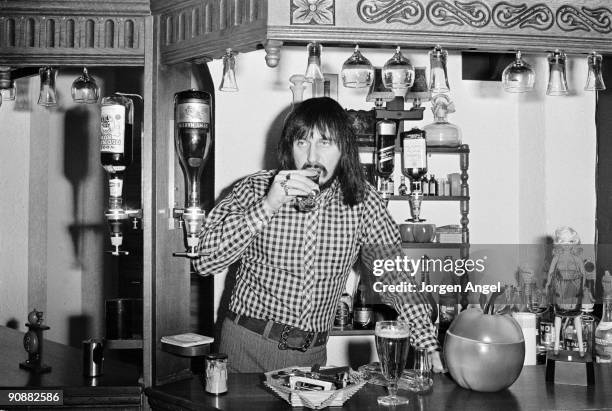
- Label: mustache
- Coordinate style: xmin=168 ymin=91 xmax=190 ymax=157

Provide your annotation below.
xmin=301 ymin=163 xmax=327 ymax=176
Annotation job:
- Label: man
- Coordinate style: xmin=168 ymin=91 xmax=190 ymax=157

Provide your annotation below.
xmin=195 ymin=97 xmax=443 ymax=373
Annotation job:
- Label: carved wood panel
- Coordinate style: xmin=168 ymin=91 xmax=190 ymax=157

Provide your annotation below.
xmin=0 ymin=0 xmax=149 ymax=66
xmin=155 ymin=0 xmax=612 ymax=66
xmin=158 ymin=0 xmax=268 ymax=65
xmin=354 ymin=0 xmax=612 ymax=34
xmin=272 ymin=0 xmax=612 ymax=56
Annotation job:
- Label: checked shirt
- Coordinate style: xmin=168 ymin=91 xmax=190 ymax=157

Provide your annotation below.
xmin=194 ymin=170 xmax=439 ymax=352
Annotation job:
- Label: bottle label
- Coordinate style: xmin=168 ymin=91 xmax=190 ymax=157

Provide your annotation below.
xmin=539 ymin=321 xmax=555 ymax=347
xmin=334 ymin=301 xmax=350 ymax=327
xmin=101 ymin=105 xmax=125 ymax=154
xmin=595 ymin=339 xmax=612 ymax=363
xmin=386 ymin=180 xmax=394 ymax=195
xmin=354 ymin=307 xmax=372 ymax=327
xmin=595 ymin=321 xmax=612 ymax=362
xmin=422 ymin=180 xmax=430 ymax=195
xmin=403 ymin=139 xmax=426 ymax=169
xmin=177 ymin=102 xmax=210 ymax=128
xmin=109 ymin=177 xmax=123 ymax=198
xmin=378 ymin=145 xmax=394 ymax=165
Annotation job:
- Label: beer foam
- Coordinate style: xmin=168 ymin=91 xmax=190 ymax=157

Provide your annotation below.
xmin=375 ymin=329 xmax=410 ymax=339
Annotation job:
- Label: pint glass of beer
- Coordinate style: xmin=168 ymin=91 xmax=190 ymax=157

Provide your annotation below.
xmin=375 ymin=321 xmax=411 ymax=406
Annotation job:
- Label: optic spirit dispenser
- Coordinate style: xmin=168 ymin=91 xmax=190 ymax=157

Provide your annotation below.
xmin=100 ymin=93 xmax=142 ymax=256
xmin=172 ymin=89 xmax=213 ymax=258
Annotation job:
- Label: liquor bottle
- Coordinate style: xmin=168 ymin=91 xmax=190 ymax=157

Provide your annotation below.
xmin=580 ymin=305 xmax=598 ymax=354
xmin=375 ymin=120 xmax=396 ymax=179
xmin=174 ymin=89 xmax=213 ymax=209
xmin=100 ymin=94 xmax=134 ymax=208
xmin=387 ymin=176 xmax=395 ymax=196
xmin=398 ymin=175 xmax=408 ymax=196
xmin=378 ymin=176 xmax=387 ymax=194
xmin=535 ymin=305 xmax=554 ymax=364
xmin=353 ymin=280 xmax=373 ymax=330
xmin=422 ymin=175 xmax=430 ymax=196
xmin=429 ymin=174 xmax=438 ymax=196
xmin=595 ymin=296 xmax=612 ymax=363
xmin=101 ymin=94 xmax=133 ymax=175
xmin=334 ymin=292 xmax=352 ymax=329
xmin=562 ymin=318 xmax=578 ymax=351
xmin=400 ymin=127 xmax=427 ymax=185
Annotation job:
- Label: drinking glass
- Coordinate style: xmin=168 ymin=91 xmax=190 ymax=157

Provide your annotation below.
xmin=429 ymin=45 xmax=450 ymax=93
xmin=405 ymin=67 xmax=431 ymax=108
xmin=0 ymin=67 xmax=15 ymax=101
xmin=38 ymin=66 xmax=58 ymax=107
xmin=502 ymin=51 xmax=535 ymax=93
xmin=341 ymin=45 xmax=374 ymax=88
xmin=547 ymin=50 xmax=568 ymax=96
xmin=1 ymin=82 xmax=16 ymax=101
xmin=289 ymin=74 xmax=307 ymax=106
xmin=305 ymin=42 xmax=324 ymax=97
xmin=304 ymin=42 xmax=324 ymax=83
xmin=382 ymin=46 xmax=415 ymax=91
xmin=71 ymin=67 xmax=100 ymax=103
xmin=219 ymin=49 xmax=238 ymax=92
xmin=375 ymin=321 xmax=411 ymax=406
xmin=366 ymin=67 xmax=395 ymax=105
xmin=585 ymin=51 xmax=606 ymax=91
xmin=411 ymin=347 xmax=433 ymax=393
xmin=407 ymin=190 xmax=424 ymax=222
xmin=295 ymin=168 xmax=321 ymax=212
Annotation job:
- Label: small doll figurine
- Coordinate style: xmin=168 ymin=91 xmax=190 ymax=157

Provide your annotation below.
xmin=545 ymin=226 xmax=586 ymax=315
xmin=517 ymin=264 xmax=541 ymax=311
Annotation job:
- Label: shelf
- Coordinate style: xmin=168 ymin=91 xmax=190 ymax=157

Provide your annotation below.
xmin=401 ymin=242 xmax=467 ymax=249
xmin=105 ymin=339 xmax=143 ymax=350
xmin=428 ymin=146 xmax=470 ymax=154
xmin=359 ymin=145 xmax=470 ymax=154
xmin=389 ymin=195 xmax=469 ymax=201
xmin=329 ymin=328 xmax=374 ymax=336
xmin=375 ymin=107 xmax=424 ymax=121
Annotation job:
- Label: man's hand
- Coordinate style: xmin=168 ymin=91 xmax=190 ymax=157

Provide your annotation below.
xmin=430 ymin=350 xmax=446 ymax=373
xmin=263 ymin=170 xmax=320 ymax=213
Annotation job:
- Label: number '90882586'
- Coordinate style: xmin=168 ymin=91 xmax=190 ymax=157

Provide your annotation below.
xmin=0 ymin=390 xmax=63 ymax=405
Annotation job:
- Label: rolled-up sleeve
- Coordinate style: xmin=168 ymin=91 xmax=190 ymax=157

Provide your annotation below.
xmin=359 ymin=195 xmax=439 ymax=352
xmin=194 ymin=173 xmax=275 ymax=277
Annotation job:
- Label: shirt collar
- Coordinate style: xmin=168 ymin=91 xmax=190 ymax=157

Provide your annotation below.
xmin=318 ymin=178 xmax=341 ymax=209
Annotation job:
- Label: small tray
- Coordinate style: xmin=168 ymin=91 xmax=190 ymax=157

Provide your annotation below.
xmin=264 ymin=366 xmax=366 ymax=410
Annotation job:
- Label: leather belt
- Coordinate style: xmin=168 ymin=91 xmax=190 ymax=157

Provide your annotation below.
xmin=227 ymin=311 xmax=328 ymax=352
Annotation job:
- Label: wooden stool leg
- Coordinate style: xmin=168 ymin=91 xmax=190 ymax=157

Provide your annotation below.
xmin=554 ymin=316 xmax=562 ymax=355
xmin=575 ymin=315 xmax=584 ymax=357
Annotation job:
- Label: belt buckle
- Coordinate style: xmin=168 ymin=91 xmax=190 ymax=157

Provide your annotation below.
xmin=278 ymin=325 xmax=292 ymax=350
xmin=300 ymin=331 xmax=315 ymax=352
xmin=277 ymin=325 xmax=315 ymax=352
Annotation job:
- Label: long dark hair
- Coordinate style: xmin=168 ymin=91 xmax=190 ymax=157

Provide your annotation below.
xmin=278 ymin=97 xmax=366 ymax=206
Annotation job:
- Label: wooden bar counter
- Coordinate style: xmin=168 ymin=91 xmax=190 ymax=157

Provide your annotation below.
xmin=145 ymin=363 xmax=612 ymax=411
xmin=0 ymin=326 xmax=142 ymax=409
